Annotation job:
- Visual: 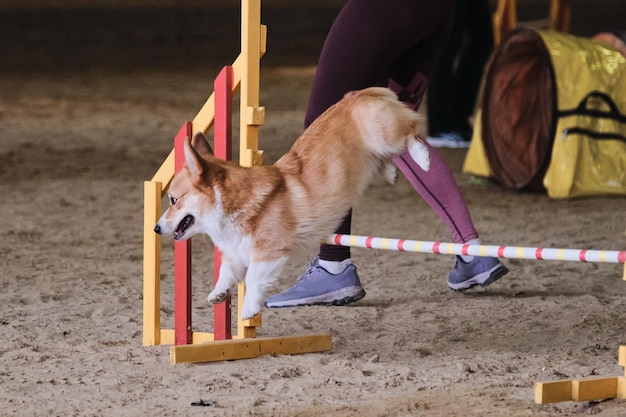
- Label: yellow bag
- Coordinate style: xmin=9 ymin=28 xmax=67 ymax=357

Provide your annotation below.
xmin=545 ymin=92 xmax=626 ymax=197
xmin=464 ymin=28 xmax=626 ymax=198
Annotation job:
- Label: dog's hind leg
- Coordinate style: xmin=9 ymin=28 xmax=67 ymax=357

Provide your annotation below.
xmin=383 ymin=162 xmax=400 ymax=184
xmin=240 ymin=257 xmax=288 ymax=320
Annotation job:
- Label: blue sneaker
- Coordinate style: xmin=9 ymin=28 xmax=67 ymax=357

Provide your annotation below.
xmin=265 ymin=258 xmax=366 ymax=308
xmin=447 ymin=256 xmax=509 ymax=291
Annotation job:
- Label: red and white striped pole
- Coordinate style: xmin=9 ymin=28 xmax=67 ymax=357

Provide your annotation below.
xmin=325 ymin=234 xmax=626 ymax=264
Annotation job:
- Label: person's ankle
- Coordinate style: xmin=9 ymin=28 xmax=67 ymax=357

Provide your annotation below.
xmin=318 ymin=258 xmax=352 ymax=274
xmin=460 ymin=238 xmax=480 ymax=262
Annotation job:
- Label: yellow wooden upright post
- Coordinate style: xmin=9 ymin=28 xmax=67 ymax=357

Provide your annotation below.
xmin=236 ymin=0 xmax=266 ymax=338
xmin=493 ymin=0 xmax=569 ymax=46
xmin=239 ymin=0 xmax=266 ymax=168
xmin=493 ymin=0 xmax=517 ymax=45
xmin=143 ymin=180 xmax=162 ymax=346
xmin=549 ymin=0 xmax=570 ymax=33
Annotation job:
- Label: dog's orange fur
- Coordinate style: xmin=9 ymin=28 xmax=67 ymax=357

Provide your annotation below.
xmin=155 ymin=87 xmax=428 ymax=319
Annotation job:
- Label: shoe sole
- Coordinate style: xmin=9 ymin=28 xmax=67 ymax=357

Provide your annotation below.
xmin=321 ymin=289 xmax=366 ymax=306
xmin=448 ymin=264 xmax=509 ymax=292
xmin=426 ymin=139 xmax=471 ymax=149
xmin=265 ymin=288 xmax=366 ymax=308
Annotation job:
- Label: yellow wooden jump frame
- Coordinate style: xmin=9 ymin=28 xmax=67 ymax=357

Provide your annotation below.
xmin=142 ymin=0 xmax=331 ymax=364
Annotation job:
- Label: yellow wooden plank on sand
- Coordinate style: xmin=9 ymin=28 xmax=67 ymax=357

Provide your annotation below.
xmin=170 ymin=333 xmax=332 ymax=364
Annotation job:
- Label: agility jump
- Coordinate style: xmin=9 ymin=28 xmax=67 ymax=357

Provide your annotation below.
xmin=143 ymin=0 xmax=331 ymax=365
xmin=325 ymin=232 xmax=626 ymax=404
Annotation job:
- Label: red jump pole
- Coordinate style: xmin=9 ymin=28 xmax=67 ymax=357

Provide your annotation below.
xmin=174 ymin=122 xmax=194 ymax=346
xmin=213 ymin=66 xmax=234 ymax=340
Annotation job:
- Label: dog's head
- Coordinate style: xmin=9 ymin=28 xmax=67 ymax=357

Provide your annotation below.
xmin=154 ymin=132 xmax=224 ymax=241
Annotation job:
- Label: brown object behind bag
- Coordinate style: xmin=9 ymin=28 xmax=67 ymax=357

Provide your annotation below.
xmin=481 ymin=28 xmax=556 ymax=191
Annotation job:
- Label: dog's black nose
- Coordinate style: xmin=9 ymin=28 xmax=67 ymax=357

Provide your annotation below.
xmin=154 ymin=224 xmax=162 ymax=234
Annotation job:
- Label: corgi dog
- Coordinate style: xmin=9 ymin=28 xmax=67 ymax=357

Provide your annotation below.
xmin=154 ymin=87 xmax=429 ymax=319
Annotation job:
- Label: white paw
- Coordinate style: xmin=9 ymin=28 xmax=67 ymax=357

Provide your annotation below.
xmin=384 ymin=163 xmax=400 ymax=184
xmin=409 ymin=140 xmax=430 ymax=172
xmin=240 ymin=301 xmax=262 ymax=320
xmin=207 ymin=288 xmax=230 ymax=304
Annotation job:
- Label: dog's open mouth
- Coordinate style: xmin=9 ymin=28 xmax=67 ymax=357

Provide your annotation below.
xmin=174 ymin=215 xmax=195 ymax=240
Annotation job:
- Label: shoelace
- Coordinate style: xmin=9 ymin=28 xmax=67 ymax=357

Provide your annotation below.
xmin=294 ymin=259 xmax=319 ymax=284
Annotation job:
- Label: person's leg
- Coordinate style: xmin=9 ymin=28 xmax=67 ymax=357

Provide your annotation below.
xmin=266 ymin=0 xmax=454 ymax=308
xmin=450 ymin=0 xmax=493 ymax=136
xmin=381 ymin=4 xmax=480 ymax=245
xmin=266 ymin=0 xmax=506 ymax=308
xmin=306 ymin=0 xmax=453 ymax=264
xmin=393 ymin=142 xmax=477 ymax=243
xmin=386 ymin=4 xmax=508 ymax=290
xmin=426 ymin=0 xmax=466 ymax=138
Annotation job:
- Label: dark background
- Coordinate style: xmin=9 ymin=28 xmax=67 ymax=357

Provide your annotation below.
xmin=1 ymin=0 xmax=624 ymax=74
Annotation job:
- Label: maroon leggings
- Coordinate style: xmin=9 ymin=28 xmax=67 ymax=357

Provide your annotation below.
xmin=308 ymin=0 xmax=479 ymax=261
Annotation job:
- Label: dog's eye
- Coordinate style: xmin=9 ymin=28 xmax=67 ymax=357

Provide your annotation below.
xmin=170 ymin=196 xmax=178 ymax=205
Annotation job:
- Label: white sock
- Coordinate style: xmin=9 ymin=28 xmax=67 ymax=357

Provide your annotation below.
xmin=460 ymin=238 xmax=480 ymax=263
xmin=318 ymin=258 xmax=352 ymax=275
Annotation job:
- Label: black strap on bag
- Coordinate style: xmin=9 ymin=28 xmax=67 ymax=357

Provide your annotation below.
xmin=558 ymin=91 xmax=626 ymax=142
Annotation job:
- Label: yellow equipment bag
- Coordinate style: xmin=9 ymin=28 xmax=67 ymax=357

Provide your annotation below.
xmin=463 ymin=28 xmax=626 ymax=198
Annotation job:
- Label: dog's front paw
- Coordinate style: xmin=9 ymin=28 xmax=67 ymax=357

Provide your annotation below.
xmin=240 ymin=296 xmax=264 ymax=320
xmin=207 ymin=289 xmax=230 ymax=304
xmin=240 ymin=304 xmax=262 ymax=321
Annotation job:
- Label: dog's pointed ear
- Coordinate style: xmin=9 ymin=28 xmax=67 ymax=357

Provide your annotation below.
xmin=191 ymin=132 xmax=214 ymax=157
xmin=183 ymin=135 xmax=206 ymax=177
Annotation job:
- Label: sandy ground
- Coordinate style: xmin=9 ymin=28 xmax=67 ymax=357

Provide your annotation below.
xmin=2 ymin=5 xmax=626 ymax=415
xmin=1 ymin=63 xmax=626 ymax=417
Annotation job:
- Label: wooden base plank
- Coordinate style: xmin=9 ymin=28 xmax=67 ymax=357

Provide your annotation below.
xmin=535 ymin=380 xmax=572 ymax=404
xmin=169 ymin=333 xmax=332 ymax=364
xmin=535 ymin=376 xmax=625 ymax=403
xmin=572 ymin=376 xmax=618 ymax=402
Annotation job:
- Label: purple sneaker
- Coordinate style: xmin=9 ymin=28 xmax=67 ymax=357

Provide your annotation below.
xmin=265 ymin=258 xmax=366 ymax=308
xmin=447 ymin=256 xmax=509 ymax=291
